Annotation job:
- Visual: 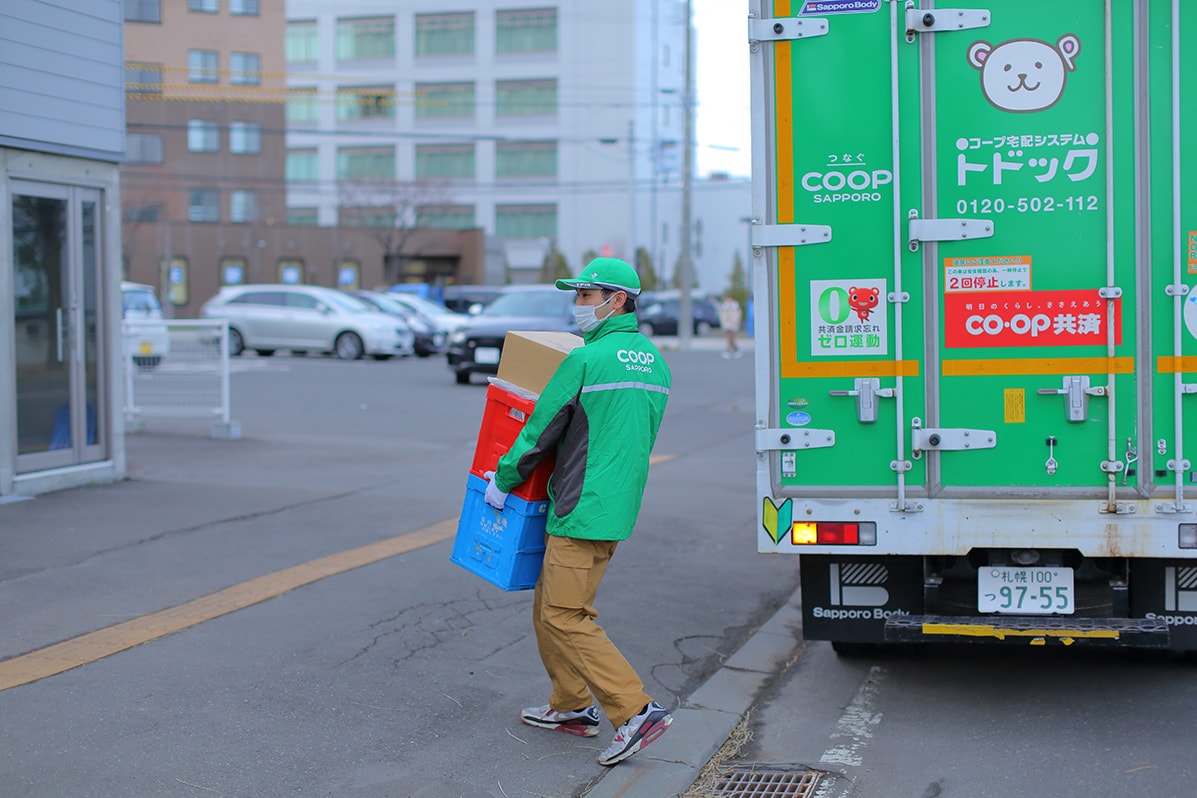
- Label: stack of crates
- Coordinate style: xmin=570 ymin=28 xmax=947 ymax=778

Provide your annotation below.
xmin=450 ymin=382 xmax=554 ymax=590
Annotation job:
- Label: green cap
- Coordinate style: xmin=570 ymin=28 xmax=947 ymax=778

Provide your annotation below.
xmin=555 ymin=257 xmax=641 ymax=296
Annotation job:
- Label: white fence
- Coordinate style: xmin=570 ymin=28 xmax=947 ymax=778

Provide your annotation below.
xmin=122 ymin=319 xmax=241 ymax=439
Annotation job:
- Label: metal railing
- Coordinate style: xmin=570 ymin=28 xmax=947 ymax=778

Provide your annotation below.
xmin=122 ymin=319 xmax=240 ymax=438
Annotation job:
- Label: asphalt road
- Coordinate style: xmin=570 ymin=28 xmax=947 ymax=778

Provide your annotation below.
xmin=0 ymin=343 xmax=799 ymax=798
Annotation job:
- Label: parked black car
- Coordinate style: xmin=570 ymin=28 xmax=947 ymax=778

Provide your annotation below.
xmin=635 ymin=293 xmax=721 ymax=336
xmin=352 ymin=290 xmax=447 ymax=357
xmin=442 ymin=285 xmax=504 ymax=314
xmin=446 ymin=285 xmax=578 ymax=384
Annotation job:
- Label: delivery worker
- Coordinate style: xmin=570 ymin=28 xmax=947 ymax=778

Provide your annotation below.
xmin=482 ymin=257 xmax=673 ymax=766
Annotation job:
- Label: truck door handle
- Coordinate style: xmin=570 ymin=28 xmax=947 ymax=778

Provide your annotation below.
xmin=829 ymin=377 xmax=894 ymax=424
xmin=1036 ymin=375 xmax=1105 ymax=422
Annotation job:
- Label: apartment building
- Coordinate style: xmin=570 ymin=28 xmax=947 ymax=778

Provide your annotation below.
xmin=121 ymin=0 xmax=492 ymax=311
xmin=284 ymin=1 xmax=692 ymax=281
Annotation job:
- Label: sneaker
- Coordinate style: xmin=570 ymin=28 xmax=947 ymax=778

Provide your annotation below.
xmin=597 ymin=702 xmax=673 ymax=766
xmin=520 ymin=704 xmax=601 ymax=737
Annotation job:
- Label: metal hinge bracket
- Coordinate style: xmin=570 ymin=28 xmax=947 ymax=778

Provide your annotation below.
xmin=751 ymin=223 xmax=833 ymax=249
xmin=749 ymin=17 xmax=829 ymax=44
xmin=907 ymin=211 xmax=994 ymax=251
xmin=905 ymin=5 xmax=991 ymax=38
xmin=1165 ymin=284 xmax=1191 ymax=297
xmin=909 ymin=417 xmax=997 ymax=457
xmin=755 ymin=427 xmax=835 ymax=451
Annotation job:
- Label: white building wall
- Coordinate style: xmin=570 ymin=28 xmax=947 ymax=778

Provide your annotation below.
xmin=285 ymin=0 xmax=703 ymax=281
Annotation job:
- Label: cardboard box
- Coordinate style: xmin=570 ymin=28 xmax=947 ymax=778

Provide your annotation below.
xmin=450 ymin=473 xmax=548 ymax=591
xmin=496 ymin=331 xmax=583 ymax=396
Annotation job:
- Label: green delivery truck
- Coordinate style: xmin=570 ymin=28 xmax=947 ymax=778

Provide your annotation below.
xmin=748 ymin=0 xmax=1197 ymax=651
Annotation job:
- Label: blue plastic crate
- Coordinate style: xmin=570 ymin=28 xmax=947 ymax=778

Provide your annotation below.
xmin=450 ymin=473 xmax=549 ymax=591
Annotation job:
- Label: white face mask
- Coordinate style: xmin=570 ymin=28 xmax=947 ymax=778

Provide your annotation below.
xmin=574 ymin=294 xmax=615 ymax=332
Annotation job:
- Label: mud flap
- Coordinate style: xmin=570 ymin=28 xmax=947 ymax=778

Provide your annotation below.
xmin=800 ymin=555 xmax=923 ymax=643
xmin=1130 ymin=560 xmax=1197 ymax=651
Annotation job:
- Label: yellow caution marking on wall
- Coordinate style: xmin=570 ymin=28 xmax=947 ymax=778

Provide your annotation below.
xmin=0 ymin=520 xmax=457 ymax=693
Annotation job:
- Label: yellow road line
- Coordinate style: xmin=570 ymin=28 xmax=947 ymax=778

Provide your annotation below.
xmin=1 ymin=455 xmax=680 ymax=693
xmin=0 ymin=520 xmax=457 ymax=693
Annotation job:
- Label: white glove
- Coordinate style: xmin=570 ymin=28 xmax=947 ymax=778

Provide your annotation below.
xmin=483 ymin=471 xmax=508 ymax=510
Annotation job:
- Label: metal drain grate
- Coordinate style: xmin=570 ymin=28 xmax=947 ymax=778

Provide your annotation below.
xmin=713 ymin=767 xmax=822 ymax=798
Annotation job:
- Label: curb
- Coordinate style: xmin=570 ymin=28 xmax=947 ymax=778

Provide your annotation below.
xmin=585 ymin=586 xmax=802 ymax=798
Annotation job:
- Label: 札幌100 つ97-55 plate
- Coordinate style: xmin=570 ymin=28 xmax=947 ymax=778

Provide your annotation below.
xmin=978 ymin=567 xmax=1075 ymax=614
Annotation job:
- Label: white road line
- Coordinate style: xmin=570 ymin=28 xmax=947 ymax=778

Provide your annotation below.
xmin=818 ymin=665 xmax=886 ymax=768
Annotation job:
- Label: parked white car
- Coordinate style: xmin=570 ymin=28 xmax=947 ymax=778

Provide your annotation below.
xmin=121 ymin=281 xmax=171 ymax=369
xmin=199 ymin=284 xmax=414 ymax=360
xmin=383 ymin=292 xmax=470 ymax=340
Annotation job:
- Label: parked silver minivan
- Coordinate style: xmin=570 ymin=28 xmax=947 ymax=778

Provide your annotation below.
xmin=199 ymin=285 xmax=414 ymax=360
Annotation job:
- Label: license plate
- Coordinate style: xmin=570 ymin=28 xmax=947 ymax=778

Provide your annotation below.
xmin=474 ymin=346 xmax=500 ymax=365
xmin=977 ymin=566 xmax=1074 ymax=615
xmin=139 ymin=341 xmax=153 ymax=355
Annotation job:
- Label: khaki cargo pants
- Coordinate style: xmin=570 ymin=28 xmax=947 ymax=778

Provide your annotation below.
xmin=533 ymin=534 xmax=652 ymax=729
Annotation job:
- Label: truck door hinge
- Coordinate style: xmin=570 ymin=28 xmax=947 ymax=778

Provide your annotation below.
xmin=755 ymin=427 xmax=835 ymax=452
xmin=904 ymin=4 xmax=991 ymax=39
xmin=748 ymin=16 xmax=829 ymax=46
xmin=751 ymin=223 xmax=833 ymax=250
xmin=909 ymin=418 xmax=996 ymax=457
xmin=828 ymin=377 xmax=894 ymax=424
xmin=907 ymin=211 xmax=994 ymax=252
xmin=1165 ymin=283 xmax=1191 ymax=297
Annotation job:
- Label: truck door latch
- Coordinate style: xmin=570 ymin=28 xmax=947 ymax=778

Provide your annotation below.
xmin=829 ymin=377 xmax=894 ymax=424
xmin=748 ymin=17 xmax=829 ymax=45
xmin=1036 ymin=375 xmax=1105 ymax=423
xmin=907 ymin=211 xmax=994 ymax=252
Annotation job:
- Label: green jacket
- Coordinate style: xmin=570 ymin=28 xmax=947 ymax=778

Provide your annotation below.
xmin=494 ymin=312 xmax=671 ymax=540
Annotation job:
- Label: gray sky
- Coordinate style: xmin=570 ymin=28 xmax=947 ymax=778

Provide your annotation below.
xmin=695 ymin=0 xmax=751 ymax=177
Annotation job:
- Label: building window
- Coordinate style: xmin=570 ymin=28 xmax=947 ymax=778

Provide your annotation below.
xmin=416 ymin=205 xmax=475 ymax=230
xmin=230 ymin=0 xmax=258 ymax=16
xmin=336 ymin=17 xmax=395 ymax=61
xmin=125 ymin=0 xmax=161 ymax=23
xmin=336 ymin=147 xmax=395 ymax=181
xmin=414 ymin=81 xmax=474 ymax=120
xmin=221 ymin=257 xmax=247 ymax=285
xmin=414 ymin=144 xmax=474 ymax=180
xmin=339 ymin=207 xmax=397 ymax=229
xmin=415 ymin=12 xmax=474 ymax=56
xmin=189 ymin=0 xmax=217 ymax=13
xmin=496 ymin=8 xmax=557 ymax=54
xmin=188 ymin=50 xmax=219 ymax=84
xmin=278 ymin=259 xmax=304 ymax=284
xmin=496 ymin=79 xmax=556 ymax=117
xmin=230 ymin=122 xmax=261 ymax=154
xmin=127 ymin=133 xmax=164 ymax=164
xmin=286 ymin=20 xmax=318 ymax=63
xmin=124 ymin=62 xmax=163 ymax=95
xmin=337 ymin=260 xmax=361 ymax=289
xmin=189 ymin=190 xmax=220 ymax=223
xmin=187 ymin=119 xmax=220 ymax=153
xmin=230 ymin=190 xmax=259 ymax=224
xmin=496 ymin=204 xmax=557 ymax=239
xmin=496 ymin=140 xmax=557 ymax=178
xmin=336 ymin=85 xmax=396 ymax=121
xmin=287 ymin=88 xmax=318 ymax=123
xmin=286 ymin=150 xmax=319 ymax=183
xmin=287 ymin=208 xmax=319 ymax=226
xmin=123 ymin=204 xmax=162 ymax=222
xmin=230 ymin=52 xmax=261 ymax=86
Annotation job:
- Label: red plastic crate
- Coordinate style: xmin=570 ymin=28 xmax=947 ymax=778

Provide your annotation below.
xmin=470 ymin=383 xmax=555 ymax=501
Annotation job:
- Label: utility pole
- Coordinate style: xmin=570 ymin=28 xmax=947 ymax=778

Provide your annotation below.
xmin=678 ymin=0 xmax=694 ymax=349
xmin=628 ymin=118 xmax=637 ymax=272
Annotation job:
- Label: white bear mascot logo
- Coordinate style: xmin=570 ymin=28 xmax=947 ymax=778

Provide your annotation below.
xmin=968 ymin=35 xmax=1081 ymax=113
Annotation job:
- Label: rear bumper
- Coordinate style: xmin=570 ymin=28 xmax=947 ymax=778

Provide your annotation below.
xmin=884 ymin=614 xmax=1170 ymax=648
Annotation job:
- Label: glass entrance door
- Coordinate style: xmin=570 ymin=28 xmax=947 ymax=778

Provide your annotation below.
xmin=12 ymin=182 xmax=106 ymax=473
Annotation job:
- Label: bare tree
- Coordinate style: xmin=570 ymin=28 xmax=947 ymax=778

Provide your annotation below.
xmin=338 ymin=178 xmax=453 ymax=286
